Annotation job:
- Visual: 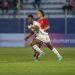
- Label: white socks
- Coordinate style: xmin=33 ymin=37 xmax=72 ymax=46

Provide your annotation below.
xmin=33 ymin=45 xmax=61 ymax=58
xmin=52 ymin=47 xmax=61 ymax=57
xmin=33 ymin=45 xmax=42 ymax=53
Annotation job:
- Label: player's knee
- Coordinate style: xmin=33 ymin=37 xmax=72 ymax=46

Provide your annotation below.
xmin=50 ymin=46 xmax=53 ymax=50
xmin=49 ymin=45 xmax=53 ymax=50
xmin=31 ymin=42 xmax=35 ymax=46
xmin=47 ymin=43 xmax=53 ymax=50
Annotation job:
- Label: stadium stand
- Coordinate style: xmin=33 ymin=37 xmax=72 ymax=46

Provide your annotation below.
xmin=0 ymin=0 xmax=74 ymax=18
xmin=0 ymin=0 xmax=75 ymax=33
xmin=23 ymin=0 xmax=66 ymax=18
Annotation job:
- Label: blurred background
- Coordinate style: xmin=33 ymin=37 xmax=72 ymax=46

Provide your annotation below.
xmin=0 ymin=0 xmax=75 ymax=47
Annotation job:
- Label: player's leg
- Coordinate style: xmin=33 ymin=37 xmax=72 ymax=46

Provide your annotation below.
xmin=31 ymin=39 xmax=45 ymax=59
xmin=32 ymin=35 xmax=43 ymax=57
xmin=46 ymin=43 xmax=62 ymax=61
xmin=35 ymin=42 xmax=44 ymax=59
xmin=36 ymin=51 xmax=40 ymax=60
xmin=33 ymin=41 xmax=43 ymax=57
xmin=33 ymin=42 xmax=43 ymax=57
xmin=38 ymin=42 xmax=43 ymax=48
xmin=33 ymin=50 xmax=40 ymax=61
xmin=33 ymin=49 xmax=37 ymax=57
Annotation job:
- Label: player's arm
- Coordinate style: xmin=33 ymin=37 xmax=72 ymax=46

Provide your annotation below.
xmin=28 ymin=25 xmax=39 ymax=30
xmin=31 ymin=26 xmax=39 ymax=30
xmin=44 ymin=18 xmax=50 ymax=31
xmin=44 ymin=25 xmax=50 ymax=31
xmin=25 ymin=32 xmax=34 ymax=41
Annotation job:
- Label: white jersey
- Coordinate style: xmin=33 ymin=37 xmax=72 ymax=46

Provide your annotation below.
xmin=28 ymin=21 xmax=50 ymax=43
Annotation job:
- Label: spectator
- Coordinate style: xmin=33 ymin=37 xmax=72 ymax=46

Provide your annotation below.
xmin=2 ymin=0 xmax=9 ymax=14
xmin=12 ymin=0 xmax=20 ymax=15
xmin=62 ymin=2 xmax=73 ymax=12
xmin=32 ymin=0 xmax=41 ymax=8
xmin=20 ymin=0 xmax=24 ymax=9
xmin=70 ymin=0 xmax=75 ymax=8
xmin=0 ymin=1 xmax=2 ymax=10
xmin=63 ymin=0 xmax=75 ymax=12
xmin=70 ymin=0 xmax=75 ymax=15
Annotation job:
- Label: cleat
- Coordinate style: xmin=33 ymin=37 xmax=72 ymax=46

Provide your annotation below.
xmin=34 ymin=59 xmax=39 ymax=62
xmin=58 ymin=56 xmax=62 ymax=61
xmin=39 ymin=51 xmax=45 ymax=57
xmin=34 ymin=58 xmax=39 ymax=61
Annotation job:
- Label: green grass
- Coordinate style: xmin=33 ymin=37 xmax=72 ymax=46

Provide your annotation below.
xmin=0 ymin=47 xmax=75 ymax=75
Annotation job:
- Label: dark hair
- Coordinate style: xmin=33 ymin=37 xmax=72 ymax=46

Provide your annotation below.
xmin=38 ymin=10 xmax=45 ymax=17
xmin=28 ymin=15 xmax=33 ymax=18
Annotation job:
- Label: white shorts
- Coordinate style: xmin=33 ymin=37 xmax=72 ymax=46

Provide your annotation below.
xmin=36 ymin=34 xmax=50 ymax=43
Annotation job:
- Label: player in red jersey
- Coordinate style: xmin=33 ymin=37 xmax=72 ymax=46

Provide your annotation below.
xmin=36 ymin=10 xmax=50 ymax=31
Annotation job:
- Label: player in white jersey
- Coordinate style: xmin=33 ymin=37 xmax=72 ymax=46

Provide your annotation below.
xmin=25 ymin=15 xmax=62 ymax=61
xmin=28 ymin=21 xmax=50 ymax=43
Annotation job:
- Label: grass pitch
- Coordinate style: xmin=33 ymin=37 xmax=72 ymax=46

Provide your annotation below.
xmin=0 ymin=47 xmax=75 ymax=75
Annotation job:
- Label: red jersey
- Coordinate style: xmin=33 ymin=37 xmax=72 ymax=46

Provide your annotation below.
xmin=37 ymin=18 xmax=49 ymax=29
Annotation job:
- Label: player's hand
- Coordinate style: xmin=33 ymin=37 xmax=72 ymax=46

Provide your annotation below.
xmin=25 ymin=37 xmax=28 ymax=41
xmin=25 ymin=35 xmax=31 ymax=41
xmin=28 ymin=25 xmax=31 ymax=29
xmin=28 ymin=25 xmax=33 ymax=29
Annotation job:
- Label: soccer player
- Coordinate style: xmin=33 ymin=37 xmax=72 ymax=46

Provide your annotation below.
xmin=33 ymin=10 xmax=50 ymax=57
xmin=25 ymin=15 xmax=62 ymax=61
xmin=25 ymin=15 xmax=45 ymax=61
